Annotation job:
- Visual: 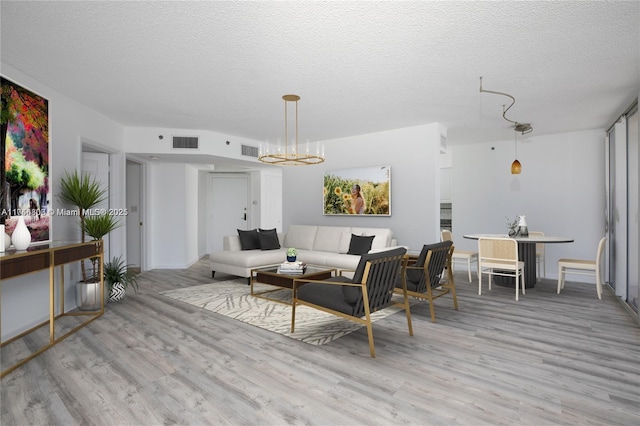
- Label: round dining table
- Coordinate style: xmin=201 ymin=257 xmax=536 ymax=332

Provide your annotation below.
xmin=463 ymin=234 xmax=574 ymax=287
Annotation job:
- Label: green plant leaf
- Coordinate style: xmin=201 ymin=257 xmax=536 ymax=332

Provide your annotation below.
xmin=104 ymin=255 xmax=138 ymax=293
xmin=83 ymin=214 xmax=120 ymax=240
xmin=59 ymin=170 xmax=107 ymax=211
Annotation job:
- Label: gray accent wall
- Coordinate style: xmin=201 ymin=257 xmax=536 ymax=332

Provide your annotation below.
xmin=281 ymin=123 xmax=443 ymax=252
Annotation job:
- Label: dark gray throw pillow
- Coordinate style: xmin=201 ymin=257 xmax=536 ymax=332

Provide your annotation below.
xmin=238 ymin=229 xmax=260 ymax=250
xmin=347 ymin=234 xmax=375 ymax=255
xmin=258 ymin=228 xmax=280 ymax=250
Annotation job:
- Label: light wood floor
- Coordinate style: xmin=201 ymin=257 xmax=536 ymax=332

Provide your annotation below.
xmin=2 ymin=258 xmax=639 ymax=426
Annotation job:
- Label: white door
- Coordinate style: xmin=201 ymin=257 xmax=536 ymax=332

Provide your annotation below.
xmin=209 ymin=174 xmax=249 ymax=253
xmin=82 ymin=152 xmax=111 ymax=260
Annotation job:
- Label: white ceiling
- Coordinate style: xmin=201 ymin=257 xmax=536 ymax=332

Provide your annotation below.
xmin=1 ymin=1 xmax=639 ymax=149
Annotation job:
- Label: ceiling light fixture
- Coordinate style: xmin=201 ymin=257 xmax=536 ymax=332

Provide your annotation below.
xmin=511 ymin=132 xmax=522 ymax=174
xmin=479 ymin=77 xmax=533 ymax=135
xmin=258 ymin=95 xmax=325 ymax=166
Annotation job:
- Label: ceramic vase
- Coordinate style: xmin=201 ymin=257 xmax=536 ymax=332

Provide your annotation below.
xmin=287 ymin=256 xmax=297 ymax=262
xmin=517 ymin=215 xmax=529 ymax=237
xmin=11 ymin=216 xmax=31 ymax=250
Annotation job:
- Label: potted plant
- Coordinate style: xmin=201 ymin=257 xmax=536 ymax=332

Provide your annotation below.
xmin=287 ymin=247 xmax=298 ymax=262
xmin=104 ymin=255 xmax=138 ymax=302
xmin=59 ymin=170 xmax=120 ymax=310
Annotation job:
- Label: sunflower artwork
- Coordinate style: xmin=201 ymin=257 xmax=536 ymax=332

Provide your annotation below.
xmin=323 ymin=165 xmax=391 ymax=216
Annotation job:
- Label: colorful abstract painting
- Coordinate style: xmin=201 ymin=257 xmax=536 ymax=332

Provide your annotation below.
xmin=323 ymin=165 xmax=391 ymax=216
xmin=1 ymin=76 xmax=50 ymax=243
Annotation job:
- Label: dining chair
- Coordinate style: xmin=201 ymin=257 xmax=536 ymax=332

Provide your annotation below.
xmin=557 ymin=237 xmax=607 ymax=299
xmin=394 ymin=240 xmax=457 ymax=323
xmin=441 ymin=229 xmax=478 ymax=282
xmin=477 ymin=237 xmax=525 ymax=301
xmin=528 ymin=231 xmax=545 ymax=281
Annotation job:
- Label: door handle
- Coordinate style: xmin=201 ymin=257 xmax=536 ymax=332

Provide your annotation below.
xmin=243 ymin=213 xmax=247 ymax=221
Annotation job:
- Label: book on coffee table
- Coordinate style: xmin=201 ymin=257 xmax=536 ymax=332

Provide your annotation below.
xmin=277 ymin=261 xmax=307 ymax=274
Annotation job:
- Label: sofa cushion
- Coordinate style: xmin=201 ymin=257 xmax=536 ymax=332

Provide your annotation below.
xmin=351 ymin=227 xmax=392 ymax=250
xmin=337 ymin=231 xmax=352 ymax=254
xmin=347 ymin=234 xmax=375 ymax=255
xmin=210 ymin=248 xmax=287 ymax=267
xmin=313 ymin=226 xmax=351 ymax=253
xmin=237 ymin=229 xmax=261 ymax=250
xmin=258 ymin=228 xmax=281 ymax=250
xmin=284 ymin=225 xmax=318 ymax=250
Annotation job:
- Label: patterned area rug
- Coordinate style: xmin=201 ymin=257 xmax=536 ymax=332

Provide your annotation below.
xmin=160 ymin=279 xmax=410 ymax=345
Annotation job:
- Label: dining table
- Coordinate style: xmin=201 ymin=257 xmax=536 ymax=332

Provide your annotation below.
xmin=463 ymin=233 xmax=574 ymax=288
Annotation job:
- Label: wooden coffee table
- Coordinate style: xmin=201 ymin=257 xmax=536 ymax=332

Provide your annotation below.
xmin=250 ymin=265 xmax=336 ymax=305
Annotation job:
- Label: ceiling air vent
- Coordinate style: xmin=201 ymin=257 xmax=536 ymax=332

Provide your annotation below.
xmin=172 ymin=136 xmax=199 ymax=149
xmin=241 ymin=145 xmax=259 ymax=158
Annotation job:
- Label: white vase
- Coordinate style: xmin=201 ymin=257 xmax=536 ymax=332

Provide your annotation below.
xmin=11 ymin=216 xmax=31 ymax=250
xmin=517 ymin=215 xmax=529 ymax=237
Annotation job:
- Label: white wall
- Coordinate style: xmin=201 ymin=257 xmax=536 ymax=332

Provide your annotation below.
xmin=1 ymin=63 xmax=127 ymax=340
xmin=451 ymin=129 xmax=606 ymax=280
xmin=282 ymin=124 xmax=443 ymax=251
xmin=198 ymin=170 xmax=209 ymax=257
xmin=147 ymin=162 xmax=200 ymax=268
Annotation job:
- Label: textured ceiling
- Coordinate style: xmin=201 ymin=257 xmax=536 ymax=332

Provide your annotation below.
xmin=1 ymin=1 xmax=639 ymax=147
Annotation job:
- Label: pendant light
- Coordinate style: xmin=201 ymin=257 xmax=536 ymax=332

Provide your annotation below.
xmin=511 ymin=131 xmax=522 ymax=174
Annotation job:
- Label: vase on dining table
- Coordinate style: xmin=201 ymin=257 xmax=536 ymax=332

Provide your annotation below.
xmin=517 ymin=215 xmax=529 ymax=237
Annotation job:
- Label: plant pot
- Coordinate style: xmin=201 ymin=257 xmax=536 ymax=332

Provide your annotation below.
xmin=76 ymin=280 xmax=102 ymax=311
xmin=287 ymin=256 xmax=297 ymax=262
xmin=109 ymin=282 xmax=126 ymax=302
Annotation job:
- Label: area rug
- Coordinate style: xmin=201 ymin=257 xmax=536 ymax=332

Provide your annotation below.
xmin=160 ymin=279 xmax=411 ymax=345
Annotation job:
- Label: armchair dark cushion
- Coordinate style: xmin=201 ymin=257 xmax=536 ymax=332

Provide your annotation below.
xmin=406 ymin=244 xmax=430 ymax=283
xmin=347 ymin=234 xmax=375 ymax=255
xmin=258 ymin=228 xmax=280 ymax=250
xmin=238 ymin=229 xmax=261 ymax=250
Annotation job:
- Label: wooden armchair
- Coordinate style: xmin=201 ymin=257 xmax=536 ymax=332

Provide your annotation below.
xmin=394 ymin=240 xmax=457 ymax=322
xmin=291 ymin=247 xmax=412 ymax=358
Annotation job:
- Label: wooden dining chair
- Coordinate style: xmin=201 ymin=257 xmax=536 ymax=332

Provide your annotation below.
xmin=478 ymin=237 xmax=525 ymax=301
xmin=441 ymin=229 xmax=478 ymax=282
xmin=528 ymin=231 xmax=545 ymax=281
xmin=557 ymin=237 xmax=607 ymax=299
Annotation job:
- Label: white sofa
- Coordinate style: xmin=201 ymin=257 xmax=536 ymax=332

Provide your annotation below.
xmin=209 ymin=224 xmax=397 ymax=279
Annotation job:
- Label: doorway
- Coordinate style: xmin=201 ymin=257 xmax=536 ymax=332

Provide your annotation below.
xmin=126 ymin=160 xmax=143 ymax=271
xmin=209 ymin=174 xmax=249 ymax=253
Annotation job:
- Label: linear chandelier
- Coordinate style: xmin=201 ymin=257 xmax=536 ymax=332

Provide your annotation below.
xmin=258 ymin=94 xmax=325 ymax=166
